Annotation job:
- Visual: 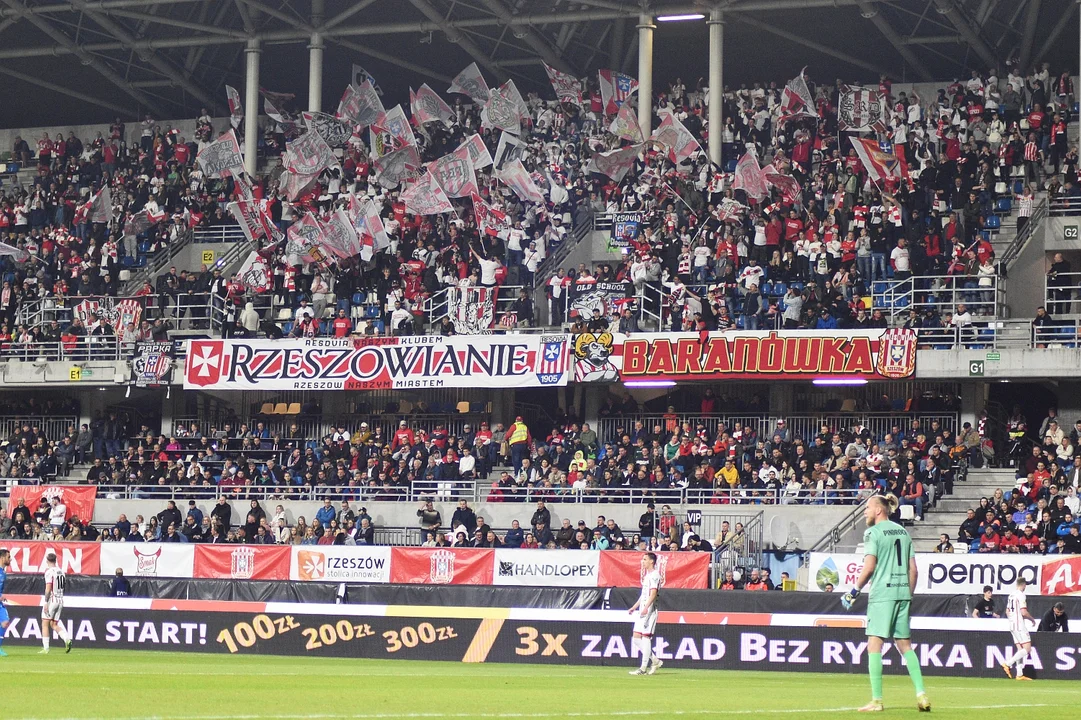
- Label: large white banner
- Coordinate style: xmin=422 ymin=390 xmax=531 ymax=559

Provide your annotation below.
xmin=184 ymin=336 xmax=570 ymax=391
xmin=99 ymin=543 xmax=195 ymax=578
xmin=808 ymin=553 xmax=1045 ymax=595
xmin=493 ymin=549 xmax=600 ymax=587
xmin=289 ymin=545 xmax=391 ymax=583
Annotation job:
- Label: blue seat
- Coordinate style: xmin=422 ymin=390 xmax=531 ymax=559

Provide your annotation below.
xmin=372 ymin=320 xmax=385 ymax=333
xmin=352 ymin=293 xmax=365 ymax=306
xmin=724 ymin=159 xmax=737 ymax=173
xmin=994 ymin=197 xmax=1011 ymax=212
xmin=281 ymin=322 xmax=294 ymax=335
xmin=1074 ymin=102 xmax=1080 ymax=114
xmin=366 ymin=305 xmax=381 ymax=318
xmin=873 ymin=282 xmax=888 ymax=295
xmin=121 ymin=256 xmax=135 ymax=267
xmin=981 ymin=229 xmax=993 ymax=240
xmin=1013 ymin=180 xmax=1024 ymax=194
xmin=336 ymin=298 xmax=350 ymax=311
xmin=771 ymin=282 xmax=787 ymax=297
xmin=985 ymin=215 xmax=1001 ymax=229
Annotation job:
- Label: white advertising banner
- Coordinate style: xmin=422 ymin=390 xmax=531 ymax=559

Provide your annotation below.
xmin=184 ymin=336 xmax=570 ymax=391
xmin=492 ymin=549 xmax=600 ymax=587
xmin=289 ymin=545 xmax=392 ymax=583
xmin=99 ymin=543 xmax=196 ymax=578
xmin=808 ymin=553 xmax=1045 ymax=595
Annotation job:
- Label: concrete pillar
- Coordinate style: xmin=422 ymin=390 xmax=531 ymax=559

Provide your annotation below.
xmin=244 ymin=39 xmax=261 ymax=178
xmin=707 ymin=11 xmax=724 ymax=167
xmin=609 ymin=17 xmax=625 ymax=69
xmin=308 ymin=0 xmax=325 ymax=113
xmin=636 ymin=13 xmax=655 ymax=138
xmin=960 ymin=382 xmax=986 ymax=431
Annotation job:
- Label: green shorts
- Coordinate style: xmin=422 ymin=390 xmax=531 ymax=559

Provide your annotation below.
xmin=866 ymin=600 xmax=911 ymax=639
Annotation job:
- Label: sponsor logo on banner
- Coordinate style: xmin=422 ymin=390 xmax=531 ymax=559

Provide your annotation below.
xmin=1 ymin=541 xmax=100 ymax=575
xmin=575 ymin=330 xmax=918 ymax=383
xmin=100 ymin=543 xmax=195 ymax=578
xmin=194 ymin=545 xmax=290 ymax=581
xmin=290 ymin=546 xmax=391 ymax=583
xmin=1039 ymin=556 xmax=1081 ymax=596
xmin=492 ymin=549 xmax=599 ymax=587
xmin=808 ymin=554 xmax=1046 ymax=595
xmin=7 ymin=485 xmax=97 ymax=524
xmin=183 ymin=337 xmax=569 ymax=391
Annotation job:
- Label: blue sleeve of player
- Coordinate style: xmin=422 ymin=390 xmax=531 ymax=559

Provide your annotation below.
xmin=0 ymin=567 xmax=6 ymax=597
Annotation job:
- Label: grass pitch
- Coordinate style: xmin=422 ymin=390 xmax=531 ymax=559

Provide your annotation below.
xmin=0 ymin=649 xmax=1075 ymax=720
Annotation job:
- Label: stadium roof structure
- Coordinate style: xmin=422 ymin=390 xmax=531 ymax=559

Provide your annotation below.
xmin=0 ymin=0 xmax=1077 ymax=129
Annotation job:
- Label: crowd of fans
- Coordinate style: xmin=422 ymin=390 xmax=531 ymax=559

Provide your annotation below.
xmin=0 ymin=58 xmax=1074 ymax=345
xmin=953 ymin=405 xmax=1081 ymax=555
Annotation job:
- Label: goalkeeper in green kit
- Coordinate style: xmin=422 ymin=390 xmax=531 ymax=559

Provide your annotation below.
xmin=841 ymin=494 xmax=931 ymax=713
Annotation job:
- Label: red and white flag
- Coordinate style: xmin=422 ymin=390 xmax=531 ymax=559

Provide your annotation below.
xmin=429 ymin=146 xmax=478 ymax=198
xmin=229 ymin=196 xmax=277 ymax=244
xmin=286 ymin=212 xmax=328 ymax=265
xmin=763 ymin=170 xmax=803 ymax=206
xmin=598 ymin=69 xmax=638 ymax=115
xmin=471 ymin=192 xmax=508 ymax=236
xmin=237 ymin=251 xmax=272 ymax=293
xmin=411 ymin=84 xmax=455 ymax=127
xmin=482 ymin=86 xmax=522 ymax=135
xmin=370 ymin=104 xmax=417 ymax=158
xmin=716 ymin=198 xmax=748 ymax=222
xmin=319 ymin=210 xmax=362 ymax=260
xmin=587 ymin=144 xmax=642 ymax=182
xmin=779 ymin=67 xmax=817 ymax=121
xmin=88 ymin=186 xmax=112 ymax=224
xmin=285 ymin=129 xmax=337 ymax=176
xmin=122 ymin=208 xmax=166 ymax=238
xmin=732 ymin=150 xmax=768 ymax=201
xmin=351 ymin=196 xmax=390 ymax=261
xmin=850 ymin=137 xmax=909 ymax=185
xmin=337 ymin=80 xmax=385 ymax=130
xmin=608 ymin=103 xmax=644 ymax=143
xmin=402 ymin=173 xmax=454 ymax=215
xmin=456 ymin=133 xmax=493 ymax=170
xmin=543 ymin=62 xmax=583 ymax=106
xmin=650 ymin=112 xmax=702 ymax=163
xmin=498 ymin=159 xmax=545 ymax=205
xmin=225 ymin=85 xmax=243 ymax=129
xmin=837 ymin=85 xmax=887 ymax=133
xmin=448 ymin=62 xmax=490 ymax=104
xmin=197 ymin=129 xmax=245 ymax=178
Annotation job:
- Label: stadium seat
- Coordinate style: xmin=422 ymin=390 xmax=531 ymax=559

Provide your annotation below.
xmin=994 ymin=197 xmax=1011 ymax=212
xmin=840 ymin=399 xmax=856 ymax=412
xmin=456 ymin=401 xmax=471 ymax=414
xmin=352 ymin=293 xmax=366 ymax=306
xmin=272 ymin=403 xmax=288 ymax=415
xmin=121 ymin=256 xmax=135 ymax=267
xmin=118 ymin=270 xmax=131 ymax=282
xmin=277 ymin=308 xmax=293 ymax=321
xmin=258 ymin=402 xmax=275 ymax=416
xmin=286 ymin=402 xmax=301 ymax=414
xmin=898 ymin=505 xmax=915 ymax=522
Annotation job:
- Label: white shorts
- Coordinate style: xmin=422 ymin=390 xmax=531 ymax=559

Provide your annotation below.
xmin=633 ymin=609 xmax=658 ymax=637
xmin=1011 ymin=627 xmax=1031 ymax=645
xmin=42 ymin=599 xmax=63 ymax=621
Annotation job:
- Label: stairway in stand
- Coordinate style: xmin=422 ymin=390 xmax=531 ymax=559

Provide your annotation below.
xmin=906 ymin=467 xmax=1017 ymax=551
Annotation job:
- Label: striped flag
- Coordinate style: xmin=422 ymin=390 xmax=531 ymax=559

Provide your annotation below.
xmin=598 ymin=69 xmax=638 ymax=115
xmin=539 ymin=340 xmax=568 ymax=375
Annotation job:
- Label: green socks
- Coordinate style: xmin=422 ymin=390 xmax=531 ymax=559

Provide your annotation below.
xmin=903 ymin=650 xmax=926 ymax=695
xmin=869 ymin=652 xmax=883 ymax=700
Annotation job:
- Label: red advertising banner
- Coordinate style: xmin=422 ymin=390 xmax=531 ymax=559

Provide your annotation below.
xmin=0 ymin=540 xmax=101 ymax=575
xmin=1040 ymin=555 xmax=1081 ymax=596
xmin=389 ymin=547 xmax=494 ymax=585
xmin=194 ymin=545 xmax=290 ymax=581
xmin=597 ymin=551 xmax=710 ymax=589
xmin=8 ymin=485 xmax=97 ymax=524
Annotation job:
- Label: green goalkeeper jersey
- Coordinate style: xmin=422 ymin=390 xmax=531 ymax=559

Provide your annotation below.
xmin=862 ymin=520 xmax=913 ymax=602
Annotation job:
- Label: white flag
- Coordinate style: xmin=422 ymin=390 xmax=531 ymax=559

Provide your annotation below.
xmin=448 ymin=62 xmax=490 ymax=104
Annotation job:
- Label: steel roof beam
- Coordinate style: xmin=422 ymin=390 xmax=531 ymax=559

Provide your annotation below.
xmin=856 ymin=1 xmax=933 ymax=81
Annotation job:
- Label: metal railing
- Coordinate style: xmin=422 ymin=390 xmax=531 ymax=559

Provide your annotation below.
xmin=596 ymin=413 xmax=960 ymax=449
xmin=193 ymin=225 xmax=248 ymax=243
xmin=121 ymin=225 xmax=195 ymax=295
xmin=534 ymin=213 xmax=595 ymax=289
xmin=86 ymin=481 xmax=480 ymax=502
xmin=912 ymin=320 xmax=1081 ymax=349
xmin=0 ymin=415 xmax=78 ymax=442
xmin=1043 ymin=270 xmax=1081 ymax=316
xmin=707 ymin=510 xmax=765 ymax=584
xmin=15 ymin=294 xmax=148 ymax=331
xmin=1001 ymin=196 xmax=1048 ymax=271
xmin=873 ymin=273 xmax=1004 ymax=321
xmin=170 ymin=413 xmax=493 ymax=444
xmin=480 ymin=485 xmax=867 ymax=506
xmin=805 ymin=499 xmax=870 ymax=556
xmin=424 ymin=285 xmax=525 ymax=329
xmin=0 ymin=339 xmax=135 ymax=362
xmin=1048 ymin=196 xmax=1081 ymax=216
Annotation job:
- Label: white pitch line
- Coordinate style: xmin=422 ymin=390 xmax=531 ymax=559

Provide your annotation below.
xmin=9 ymin=704 xmax=1057 ymax=720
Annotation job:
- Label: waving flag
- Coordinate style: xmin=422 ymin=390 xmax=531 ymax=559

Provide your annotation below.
xmin=237 ymin=251 xmax=272 ymax=293
xmin=429 ymin=146 xmax=478 ymax=198
xmin=732 ymin=150 xmax=769 ymax=201
xmin=402 ymin=173 xmax=454 ymax=215
xmin=780 ymin=67 xmax=817 ymax=120
xmin=319 ymin=210 xmax=362 ymax=260
xmin=373 ymin=145 xmax=421 ymax=189
xmin=225 ymin=85 xmax=243 ymax=129
xmin=123 ymin=208 xmax=166 ymax=238
xmin=302 ymin=111 xmax=354 ymax=147
xmin=88 ymin=186 xmax=112 ymax=224
xmin=411 ymin=84 xmax=455 ymax=127
xmin=650 ymin=112 xmax=702 ymax=163
xmin=351 ymin=64 xmax=382 ymax=95
xmin=850 ymin=137 xmax=909 ymax=185
xmin=838 ymin=85 xmax=887 ymax=133
xmin=483 ymin=86 xmax=522 ymax=135
xmin=763 ymin=170 xmax=803 ymax=206
xmin=370 ymin=104 xmax=417 ymax=158
xmin=498 ymin=159 xmax=545 ymax=204
xmin=352 ymin=196 xmax=390 ymax=261
xmin=229 ymin=196 xmax=278 ymax=244
xmin=448 ymin=62 xmax=490 ymax=104
xmin=587 ymin=144 xmax=642 ymax=182
xmin=598 ymin=69 xmax=638 ymax=115
xmin=471 ymin=192 xmax=508 ymax=237
xmin=543 ymin=63 xmax=583 ymax=106
xmin=196 ymin=129 xmax=245 ymax=178
xmin=716 ymin=198 xmax=748 ymax=222
xmin=286 ymin=213 xmax=327 ymax=265
xmin=609 ymin=103 xmax=644 ymax=143
xmin=337 ymin=80 xmax=385 ymax=130
xmin=457 ymin=133 xmax=493 ymax=170
xmin=285 ymin=129 xmax=337 ymax=176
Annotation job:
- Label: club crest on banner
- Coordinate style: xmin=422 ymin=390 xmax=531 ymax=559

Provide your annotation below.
xmin=132 ymin=342 xmax=174 ymax=387
xmin=430 ymin=549 xmax=456 ymax=584
xmin=74 ymin=297 xmax=143 ymax=331
xmin=186 ymin=339 xmax=225 ymax=387
xmin=876 ymin=328 xmax=917 ymax=379
xmin=230 ymin=547 xmax=257 ymax=579
xmin=573 ymin=332 xmax=619 ymax=383
xmin=447 ymin=286 xmax=495 ymax=334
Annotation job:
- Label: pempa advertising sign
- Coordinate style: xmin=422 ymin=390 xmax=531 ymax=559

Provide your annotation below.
xmin=194 ymin=545 xmax=290 ymax=581
xmin=493 ymin=549 xmax=599 ymax=587
xmin=389 ymin=547 xmax=494 ymax=585
xmin=809 ymin=553 xmax=1049 ymax=595
xmin=597 ymin=551 xmax=710 ymax=590
xmin=576 ymin=329 xmax=917 ymax=383
xmin=289 ymin=546 xmax=392 ymax=583
xmin=99 ymin=543 xmax=195 ymax=578
xmin=184 ymin=336 xmax=570 ymax=391
xmin=8 ymin=486 xmax=97 ymax=524
xmin=0 ymin=541 xmax=100 ymax=575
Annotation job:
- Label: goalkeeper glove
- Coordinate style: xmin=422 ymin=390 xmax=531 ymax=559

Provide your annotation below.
xmin=841 ymin=588 xmax=860 ymax=611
